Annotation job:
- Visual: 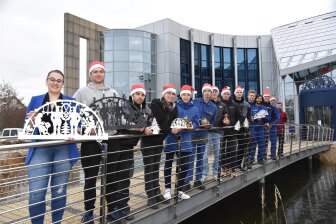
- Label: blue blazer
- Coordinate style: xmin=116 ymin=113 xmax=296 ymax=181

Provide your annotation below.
xmin=24 ymin=93 xmax=80 ymax=166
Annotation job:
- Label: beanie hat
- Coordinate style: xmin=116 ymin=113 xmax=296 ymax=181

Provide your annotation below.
xmin=212 ymin=86 xmax=219 ymax=92
xmin=180 ymin=85 xmax=194 ymax=95
xmin=162 ymin=84 xmax=177 ymax=96
xmin=263 ymin=87 xmax=270 ymax=97
xmin=202 ymin=83 xmax=213 ymax=92
xmin=270 ymin=96 xmax=276 ymax=101
xmin=89 ymin=61 xmax=105 ymax=74
xmin=130 ymin=84 xmax=146 ymax=96
xmin=234 ymin=85 xmax=244 ymax=94
xmin=221 ymin=86 xmax=231 ymax=95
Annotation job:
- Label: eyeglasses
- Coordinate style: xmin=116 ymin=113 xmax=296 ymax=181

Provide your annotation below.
xmin=47 ymin=78 xmax=64 ymax=84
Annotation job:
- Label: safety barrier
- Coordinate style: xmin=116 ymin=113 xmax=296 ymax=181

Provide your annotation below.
xmin=0 ymin=124 xmax=333 ymax=223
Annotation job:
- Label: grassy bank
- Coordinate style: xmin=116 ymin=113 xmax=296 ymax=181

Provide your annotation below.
xmin=318 ymin=143 xmax=336 ymax=166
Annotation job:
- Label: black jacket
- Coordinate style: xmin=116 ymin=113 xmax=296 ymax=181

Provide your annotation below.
xmin=118 ymin=97 xmax=153 ymax=148
xmin=222 ymin=97 xmax=243 ymax=128
xmin=233 ymin=95 xmax=251 ymax=123
xmin=142 ymin=98 xmax=178 ymax=146
xmin=210 ymin=97 xmax=228 ymax=132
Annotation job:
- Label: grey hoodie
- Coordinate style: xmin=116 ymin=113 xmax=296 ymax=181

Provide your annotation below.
xmin=73 ymin=82 xmax=119 ymax=105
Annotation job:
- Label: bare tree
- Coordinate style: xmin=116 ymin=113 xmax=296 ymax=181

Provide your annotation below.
xmin=0 ymin=80 xmax=26 ymax=131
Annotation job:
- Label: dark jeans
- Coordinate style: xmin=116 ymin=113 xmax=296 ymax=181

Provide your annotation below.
xmin=278 ymin=132 xmax=285 ymax=155
xmin=80 ymin=139 xmax=120 ymax=213
xmin=141 ymin=142 xmax=163 ymax=198
xmin=221 ymin=130 xmax=237 ymax=169
xmin=164 ymin=151 xmax=190 ymax=191
xmin=236 ymin=129 xmax=250 ymax=168
xmin=114 ymin=142 xmax=134 ymax=209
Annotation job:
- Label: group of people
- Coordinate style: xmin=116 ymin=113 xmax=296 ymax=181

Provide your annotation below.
xmin=24 ymin=61 xmax=287 ymax=224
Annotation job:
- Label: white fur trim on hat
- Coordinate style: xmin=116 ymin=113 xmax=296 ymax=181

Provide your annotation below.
xmin=89 ymin=64 xmax=105 ymax=74
xmin=234 ymin=87 xmax=244 ymax=94
xmin=180 ymin=90 xmax=192 ymax=95
xmin=202 ymin=85 xmax=213 ymax=92
xmin=221 ymin=89 xmax=231 ymax=95
xmin=131 ymin=88 xmax=146 ymax=96
xmin=162 ymin=88 xmax=176 ymax=96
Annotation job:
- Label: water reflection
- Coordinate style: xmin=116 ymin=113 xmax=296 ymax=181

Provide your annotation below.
xmin=182 ymin=159 xmax=336 ymax=224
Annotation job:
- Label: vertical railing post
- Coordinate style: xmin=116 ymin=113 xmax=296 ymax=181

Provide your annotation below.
xmin=173 ymin=135 xmax=182 ymax=220
xmin=98 ymin=142 xmax=108 ymax=224
xmin=289 ymin=128 xmax=293 ymax=155
xmin=298 ymin=125 xmax=302 ymax=152
xmin=317 ymin=126 xmax=321 ymax=146
xmin=312 ymin=126 xmax=316 ymax=147
xmin=306 ymin=126 xmax=309 ymax=149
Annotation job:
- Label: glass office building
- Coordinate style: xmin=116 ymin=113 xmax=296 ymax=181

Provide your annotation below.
xmin=64 ymin=11 xmax=336 ymax=138
xmin=100 ymin=30 xmax=156 ymax=99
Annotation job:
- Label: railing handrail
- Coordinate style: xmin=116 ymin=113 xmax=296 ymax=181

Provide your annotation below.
xmin=0 ymin=123 xmax=333 ymax=151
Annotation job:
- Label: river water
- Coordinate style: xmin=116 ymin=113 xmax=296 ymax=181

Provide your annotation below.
xmin=182 ymin=158 xmax=336 ymax=224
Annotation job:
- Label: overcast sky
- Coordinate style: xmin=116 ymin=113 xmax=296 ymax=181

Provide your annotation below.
xmin=0 ymin=0 xmax=335 ymax=105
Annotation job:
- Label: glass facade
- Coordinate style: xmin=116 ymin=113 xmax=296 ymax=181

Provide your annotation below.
xmin=101 ymin=30 xmax=156 ymax=99
xmin=179 ymin=39 xmax=260 ymax=98
xmin=214 ymin=47 xmax=234 ymax=90
xmin=194 ymin=43 xmax=211 ymax=97
xmin=237 ymin=48 xmax=260 ymax=97
xmin=180 ymin=39 xmax=191 ymax=86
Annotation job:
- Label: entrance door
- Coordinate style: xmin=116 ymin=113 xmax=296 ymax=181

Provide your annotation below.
xmin=304 ymin=106 xmax=333 ymax=128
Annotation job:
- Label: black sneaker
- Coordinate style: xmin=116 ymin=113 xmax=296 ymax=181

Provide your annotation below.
xmin=120 ymin=206 xmax=134 ymax=220
xmin=106 ymin=208 xmax=125 ymax=224
xmin=81 ymin=211 xmax=94 ymax=224
xmin=156 ymin=194 xmax=169 ymax=204
xmin=183 ymin=183 xmax=191 ymax=192
xmin=193 ymin=180 xmax=206 ymax=190
xmin=147 ymin=198 xmax=159 ymax=209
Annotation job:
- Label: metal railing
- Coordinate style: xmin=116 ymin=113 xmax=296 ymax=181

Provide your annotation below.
xmin=0 ymin=124 xmax=333 ymax=223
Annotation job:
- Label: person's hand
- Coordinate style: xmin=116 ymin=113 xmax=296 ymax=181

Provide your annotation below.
xmin=186 ymin=124 xmax=194 ymax=130
xmin=171 ymin=128 xmax=181 ymax=134
xmin=65 ymin=136 xmax=76 ymax=141
xmin=144 ymin=127 xmax=153 ymax=135
xmin=26 ymin=111 xmax=36 ymax=121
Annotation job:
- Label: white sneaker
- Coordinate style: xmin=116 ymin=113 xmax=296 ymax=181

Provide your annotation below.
xmin=163 ymin=188 xmax=172 ymax=200
xmin=178 ymin=191 xmax=190 ymax=200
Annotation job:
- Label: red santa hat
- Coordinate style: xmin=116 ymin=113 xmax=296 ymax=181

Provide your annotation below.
xmin=270 ymin=96 xmax=276 ymax=101
xmin=89 ymin=61 xmax=105 ymax=74
xmin=221 ymin=86 xmax=231 ymax=95
xmin=162 ymin=84 xmax=177 ymax=96
xmin=212 ymin=86 xmax=219 ymax=92
xmin=202 ymin=83 xmax=213 ymax=92
xmin=180 ymin=85 xmax=194 ymax=95
xmin=263 ymin=87 xmax=270 ymax=97
xmin=234 ymin=85 xmax=244 ymax=94
xmin=130 ymin=84 xmax=146 ymax=96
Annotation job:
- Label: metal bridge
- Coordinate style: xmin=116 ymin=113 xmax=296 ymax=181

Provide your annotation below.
xmin=0 ymin=124 xmax=333 ymax=224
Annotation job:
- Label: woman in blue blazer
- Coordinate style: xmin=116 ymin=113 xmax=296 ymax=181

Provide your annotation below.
xmin=25 ymin=70 xmax=79 ymax=224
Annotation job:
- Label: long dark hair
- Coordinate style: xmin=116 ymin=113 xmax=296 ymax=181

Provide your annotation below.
xmin=254 ymin=94 xmax=264 ymax=104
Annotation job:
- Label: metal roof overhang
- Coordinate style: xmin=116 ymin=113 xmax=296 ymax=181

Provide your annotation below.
xmin=279 ymin=54 xmax=336 ymax=76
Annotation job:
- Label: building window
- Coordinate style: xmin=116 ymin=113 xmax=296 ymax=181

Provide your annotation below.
xmin=214 ymin=47 xmax=234 ymax=90
xmin=180 ymin=39 xmax=191 ymax=86
xmin=237 ymin=48 xmax=259 ymax=97
xmin=195 ymin=43 xmax=211 ymax=97
xmin=101 ymin=30 xmax=156 ymax=100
